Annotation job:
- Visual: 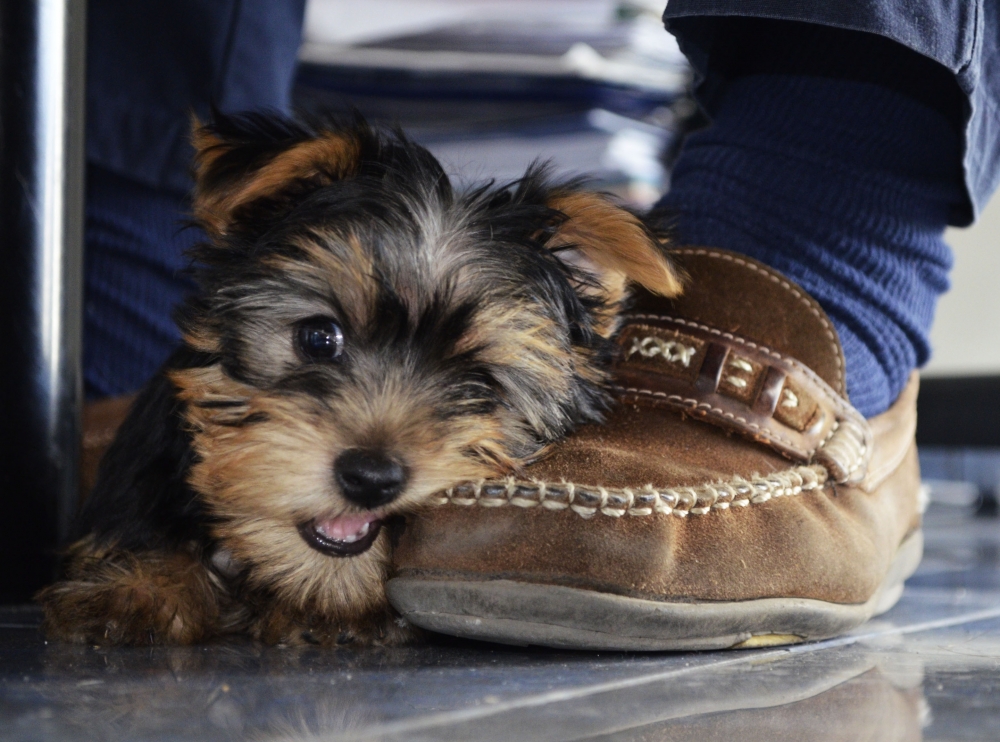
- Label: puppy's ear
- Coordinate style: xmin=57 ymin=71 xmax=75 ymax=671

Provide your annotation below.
xmin=190 ymin=112 xmax=362 ymax=237
xmin=545 ymin=192 xmax=683 ymax=308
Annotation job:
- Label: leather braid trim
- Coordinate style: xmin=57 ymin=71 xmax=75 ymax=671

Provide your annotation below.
xmin=433 ymin=465 xmax=828 ymax=519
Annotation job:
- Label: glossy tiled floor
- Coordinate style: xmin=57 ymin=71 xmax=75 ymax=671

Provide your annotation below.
xmin=2 ymin=502 xmax=999 ymax=741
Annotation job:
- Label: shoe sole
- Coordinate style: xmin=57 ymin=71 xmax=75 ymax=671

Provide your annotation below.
xmin=386 ymin=529 xmax=923 ymax=651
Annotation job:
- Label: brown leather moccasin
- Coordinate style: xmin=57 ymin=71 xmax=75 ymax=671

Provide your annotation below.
xmin=387 ymin=248 xmax=925 ymax=650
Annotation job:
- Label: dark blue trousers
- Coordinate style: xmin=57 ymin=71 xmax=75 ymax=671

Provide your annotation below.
xmin=84 ymin=0 xmax=305 ymax=396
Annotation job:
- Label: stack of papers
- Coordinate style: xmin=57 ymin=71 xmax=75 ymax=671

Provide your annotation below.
xmin=295 ymin=0 xmax=692 ymax=205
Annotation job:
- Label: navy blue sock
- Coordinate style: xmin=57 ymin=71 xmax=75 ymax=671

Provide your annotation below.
xmin=656 ymin=73 xmax=965 ymax=417
xmin=84 ymin=165 xmax=202 ymax=397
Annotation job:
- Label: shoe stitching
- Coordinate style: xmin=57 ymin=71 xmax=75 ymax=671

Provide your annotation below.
xmin=672 ymin=249 xmax=843 ymax=391
xmin=617 ymin=315 xmax=870 ymax=481
xmin=624 ymin=334 xmax=699 ymax=366
xmin=434 ymin=465 xmax=828 ymax=518
xmin=625 ymin=314 xmax=853 ymax=418
xmin=814 ymin=417 xmax=869 ymax=482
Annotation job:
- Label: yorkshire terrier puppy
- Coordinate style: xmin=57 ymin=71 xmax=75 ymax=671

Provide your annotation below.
xmin=38 ymin=111 xmax=681 ymax=646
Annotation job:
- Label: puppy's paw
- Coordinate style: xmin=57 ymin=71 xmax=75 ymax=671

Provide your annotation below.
xmin=251 ymin=605 xmax=418 ymax=647
xmin=319 ymin=610 xmax=420 ymax=647
xmin=37 ymin=543 xmax=222 ymax=645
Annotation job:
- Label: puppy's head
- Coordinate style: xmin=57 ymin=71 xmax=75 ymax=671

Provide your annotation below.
xmin=172 ymin=112 xmax=681 ymax=615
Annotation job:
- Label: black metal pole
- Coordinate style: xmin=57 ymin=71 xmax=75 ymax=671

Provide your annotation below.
xmin=0 ymin=0 xmax=86 ymax=601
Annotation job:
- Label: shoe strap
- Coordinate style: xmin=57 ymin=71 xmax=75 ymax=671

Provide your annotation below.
xmin=612 ymin=314 xmax=872 ymax=484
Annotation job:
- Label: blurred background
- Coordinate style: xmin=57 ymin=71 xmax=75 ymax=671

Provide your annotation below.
xmin=295 ymin=0 xmax=690 ymax=207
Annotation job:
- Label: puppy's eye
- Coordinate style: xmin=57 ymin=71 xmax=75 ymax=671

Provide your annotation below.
xmin=296 ymin=317 xmax=344 ymax=362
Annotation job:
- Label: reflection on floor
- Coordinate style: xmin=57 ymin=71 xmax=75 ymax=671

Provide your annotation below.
xmin=2 ymin=502 xmax=999 ymax=741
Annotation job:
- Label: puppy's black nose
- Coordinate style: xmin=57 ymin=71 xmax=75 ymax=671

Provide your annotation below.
xmin=334 ymin=449 xmax=408 ymax=509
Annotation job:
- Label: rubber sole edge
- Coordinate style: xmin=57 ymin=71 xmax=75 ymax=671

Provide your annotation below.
xmin=386 ymin=530 xmax=923 ymax=651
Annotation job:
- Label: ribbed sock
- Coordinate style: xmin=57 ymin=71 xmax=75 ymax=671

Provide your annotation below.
xmin=656 ymin=73 xmax=965 ymax=417
xmin=84 ymin=165 xmax=201 ymax=397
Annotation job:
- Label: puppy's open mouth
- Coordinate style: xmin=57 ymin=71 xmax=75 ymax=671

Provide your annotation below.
xmin=298 ymin=513 xmax=384 ymax=557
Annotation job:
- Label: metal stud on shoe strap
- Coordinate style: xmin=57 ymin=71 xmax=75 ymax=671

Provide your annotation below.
xmin=612 ymin=316 xmax=873 ymax=485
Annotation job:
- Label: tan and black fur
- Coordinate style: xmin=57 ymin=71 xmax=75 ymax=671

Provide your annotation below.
xmin=38 ymin=111 xmax=681 ymax=646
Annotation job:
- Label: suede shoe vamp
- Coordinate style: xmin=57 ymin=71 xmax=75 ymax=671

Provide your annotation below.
xmin=395 ymin=382 xmax=920 ymax=605
xmin=389 ymin=249 xmax=924 ymax=649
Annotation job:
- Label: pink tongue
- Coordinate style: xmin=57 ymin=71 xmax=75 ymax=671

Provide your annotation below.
xmin=315 ymin=512 xmax=379 ymax=541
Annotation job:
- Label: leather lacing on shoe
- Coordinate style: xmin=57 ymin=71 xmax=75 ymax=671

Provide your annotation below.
xmin=432 ymin=464 xmax=828 ymax=519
